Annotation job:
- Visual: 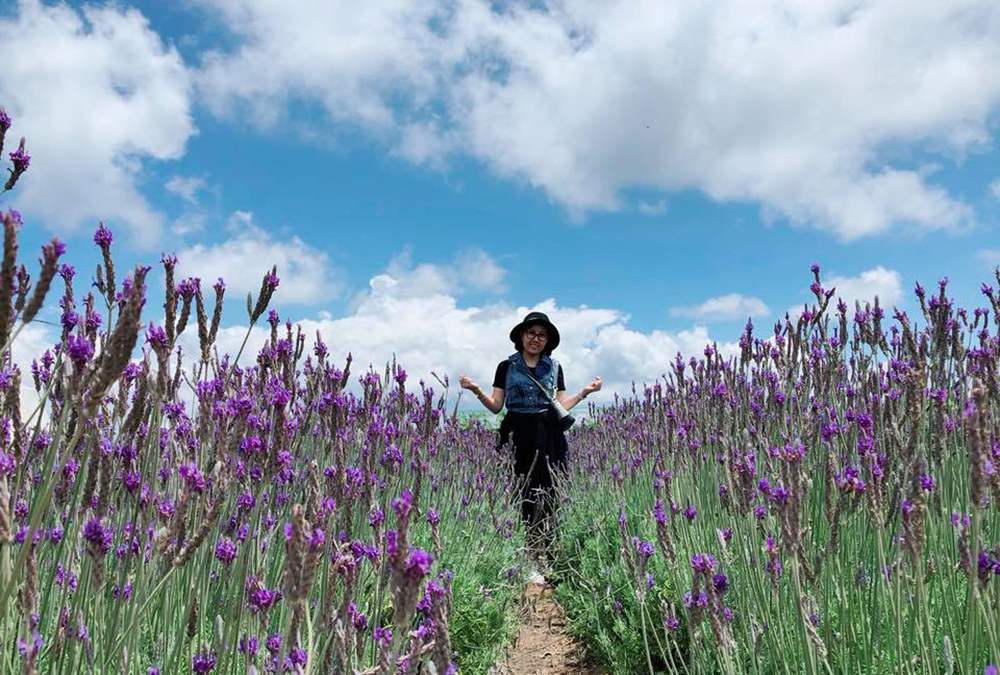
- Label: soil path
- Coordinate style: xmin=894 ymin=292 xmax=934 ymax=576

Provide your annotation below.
xmin=493 ymin=580 xmax=605 ymax=675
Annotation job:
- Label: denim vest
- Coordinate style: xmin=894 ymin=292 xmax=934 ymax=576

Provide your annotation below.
xmin=504 ymin=352 xmax=559 ymax=414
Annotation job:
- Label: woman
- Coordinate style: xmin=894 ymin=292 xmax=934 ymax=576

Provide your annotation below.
xmin=459 ymin=311 xmax=602 ymax=553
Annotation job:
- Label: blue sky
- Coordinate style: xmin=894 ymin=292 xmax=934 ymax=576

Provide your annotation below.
xmin=1 ymin=0 xmax=999 ymax=402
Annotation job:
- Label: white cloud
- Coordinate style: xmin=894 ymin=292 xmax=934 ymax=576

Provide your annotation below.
xmin=0 ymin=0 xmax=194 ymax=246
xmin=670 ymin=293 xmax=769 ymax=322
xmin=9 ymin=322 xmax=56 ymax=419
xmin=203 ymin=264 xmax=736 ymax=409
xmin=175 ymin=211 xmax=344 ymax=305
xmin=165 ymin=175 xmax=208 ymax=204
xmin=990 ymin=178 xmax=1000 ymax=201
xmin=196 ymin=1 xmax=442 ymax=131
xmin=192 ymin=0 xmax=999 ymax=240
xmin=787 ymin=266 xmax=904 ymax=317
xmin=351 ymin=245 xmax=507 ymax=306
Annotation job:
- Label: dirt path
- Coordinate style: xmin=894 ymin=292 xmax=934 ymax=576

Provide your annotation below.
xmin=493 ymin=580 xmax=605 ymax=675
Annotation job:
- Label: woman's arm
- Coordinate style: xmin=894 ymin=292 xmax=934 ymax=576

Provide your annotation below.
xmin=557 ymin=376 xmax=602 ymax=411
xmin=459 ymin=374 xmax=505 ymax=414
xmin=474 ymin=386 xmax=505 ymax=414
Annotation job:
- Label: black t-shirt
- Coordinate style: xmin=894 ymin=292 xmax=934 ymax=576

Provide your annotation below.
xmin=493 ymin=360 xmax=565 ymax=391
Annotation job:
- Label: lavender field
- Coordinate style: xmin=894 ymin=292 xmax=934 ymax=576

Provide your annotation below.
xmin=0 ymin=112 xmax=998 ymax=675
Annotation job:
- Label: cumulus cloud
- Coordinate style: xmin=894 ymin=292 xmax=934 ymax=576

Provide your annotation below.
xmin=0 ymin=0 xmax=194 ymax=246
xmin=204 ymin=264 xmax=736 ymax=408
xmin=175 ymin=211 xmax=345 ymax=305
xmin=9 ymin=322 xmax=56 ymax=418
xmin=192 ymin=0 xmax=999 ymax=239
xmin=165 ymin=175 xmax=208 ymax=205
xmin=670 ymin=293 xmax=769 ymax=322
xmin=345 ymin=246 xmax=507 ymax=312
xmin=990 ymin=178 xmax=1000 ymax=200
xmin=787 ymin=266 xmax=904 ymax=317
xmin=196 ymin=1 xmax=442 ymax=131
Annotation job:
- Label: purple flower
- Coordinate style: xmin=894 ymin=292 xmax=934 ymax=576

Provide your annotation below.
xmin=9 ymin=144 xmax=30 ymax=172
xmin=690 ymin=553 xmax=717 ymax=574
xmin=0 ymin=109 xmax=10 ymax=131
xmin=265 ymin=633 xmax=281 ymax=654
xmin=713 ymin=573 xmax=729 ymax=594
xmin=683 ymin=590 xmax=709 ymax=609
xmin=215 ymin=538 xmax=237 ymax=566
xmin=665 ymin=615 xmax=680 ymax=631
xmin=82 ymin=518 xmax=113 ymax=555
xmin=264 ymin=270 xmax=280 ymax=291
xmin=919 ymin=473 xmax=936 ymax=492
xmin=652 ymin=499 xmax=668 ymax=526
xmin=177 ymin=277 xmax=199 ymax=299
xmin=93 ymin=223 xmax=113 ymax=248
xmin=247 ymin=584 xmax=280 ymax=614
xmin=770 ymin=484 xmax=790 ymax=505
xmin=348 ymin=602 xmax=368 ymax=631
xmin=404 ymin=548 xmax=434 ymax=579
xmin=683 ymin=504 xmax=697 ymax=522
xmin=42 ymin=238 xmax=66 ymax=262
xmin=289 ymin=647 xmax=307 ymax=666
xmin=0 ymin=450 xmax=14 ymax=477
xmin=145 ymin=324 xmax=169 ymax=350
xmin=426 ymin=509 xmax=440 ymax=526
xmin=985 ymin=665 xmax=998 ymax=675
xmin=191 ymin=651 xmax=216 ymax=673
xmin=238 ymin=635 xmax=259 ymax=657
xmin=392 ymin=489 xmax=414 ymax=521
xmin=266 ymin=380 xmax=291 ymax=408
xmin=60 ymin=309 xmax=79 ymax=332
xmin=178 ymin=463 xmax=206 ymax=492
xmin=122 ymin=470 xmax=140 ymax=493
xmin=66 ymin=335 xmax=94 ymax=367
xmin=313 ymin=335 xmax=328 ymax=359
xmin=307 ymin=527 xmax=325 ymax=550
xmin=374 ymin=626 xmax=392 ymax=647
xmin=634 ymin=538 xmax=655 ymax=560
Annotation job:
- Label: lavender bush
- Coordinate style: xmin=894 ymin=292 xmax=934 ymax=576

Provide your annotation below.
xmin=551 ymin=268 xmax=1000 ymax=674
xmin=0 ymin=112 xmax=525 ymax=673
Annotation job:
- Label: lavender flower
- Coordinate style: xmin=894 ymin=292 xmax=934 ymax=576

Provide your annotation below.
xmin=65 ymin=334 xmax=94 ymax=366
xmin=215 ymin=537 xmax=237 ymax=566
xmin=405 ymin=548 xmax=434 ymax=579
xmin=82 ymin=518 xmax=113 ymax=555
xmin=191 ymin=651 xmax=216 ymax=673
xmin=93 ymin=223 xmax=113 ymax=248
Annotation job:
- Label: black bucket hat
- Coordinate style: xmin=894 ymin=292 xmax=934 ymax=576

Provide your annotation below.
xmin=509 ymin=311 xmax=560 ymax=353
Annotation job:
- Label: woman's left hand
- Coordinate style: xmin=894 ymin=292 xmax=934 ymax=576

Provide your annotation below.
xmin=582 ymin=377 xmax=602 ymax=397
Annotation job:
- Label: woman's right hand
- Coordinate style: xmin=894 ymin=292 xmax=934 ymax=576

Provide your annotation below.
xmin=458 ymin=375 xmax=478 ymax=393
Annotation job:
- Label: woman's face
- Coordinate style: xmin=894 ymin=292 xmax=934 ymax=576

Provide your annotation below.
xmin=521 ymin=324 xmax=548 ymax=355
